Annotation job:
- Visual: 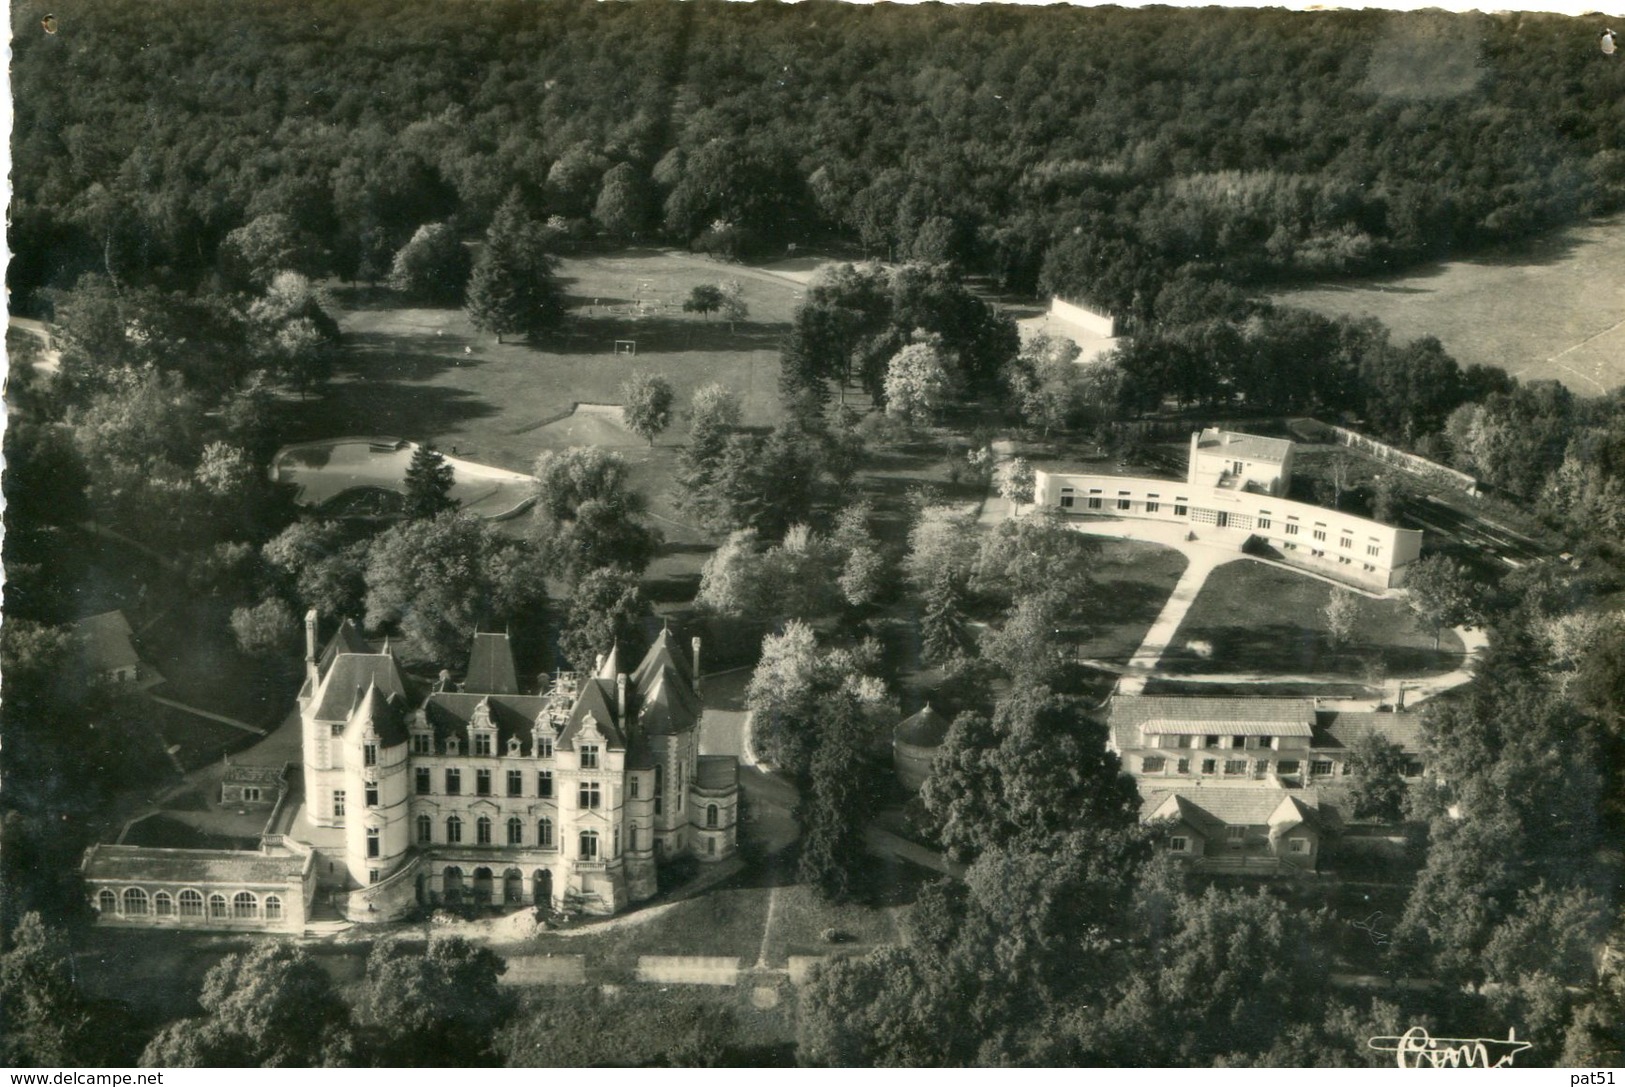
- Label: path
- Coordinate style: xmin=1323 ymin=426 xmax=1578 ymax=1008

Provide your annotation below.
xmin=146 ymin=694 xmax=268 ymax=736
xmin=1119 ymin=548 xmax=1238 ymax=692
xmin=862 ymin=826 xmax=965 ymax=879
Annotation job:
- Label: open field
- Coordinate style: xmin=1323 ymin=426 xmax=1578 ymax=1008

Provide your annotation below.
xmin=1160 ymin=561 xmax=1465 ymax=678
xmin=1275 ymin=216 xmax=1625 ymax=396
xmin=1073 ymin=539 xmax=1188 ymax=664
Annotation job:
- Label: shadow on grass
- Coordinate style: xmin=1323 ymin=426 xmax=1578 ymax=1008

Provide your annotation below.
xmin=542 ymin=315 xmax=786 ymax=355
xmin=291 ymin=379 xmax=501 ymax=445
xmin=1158 ymin=620 xmax=1460 ymax=678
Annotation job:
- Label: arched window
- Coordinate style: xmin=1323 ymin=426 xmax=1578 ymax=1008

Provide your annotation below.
xmin=476 ymin=816 xmax=493 ymax=845
xmin=123 ymin=888 xmax=149 ymax=916
xmin=706 ymin=804 xmax=719 ymax=828
xmin=97 ymin=889 xmax=117 ymax=914
xmin=446 ymin=815 xmax=463 ymax=844
xmin=209 ymin=894 xmax=228 ymax=919
xmin=417 ymin=814 xmax=433 ymax=843
xmin=179 ymin=890 xmax=204 ymax=918
xmin=264 ymin=896 xmax=283 ymax=922
xmin=154 ymin=892 xmax=175 ymax=917
xmin=537 ymin=818 xmax=553 ymax=848
xmin=579 ymin=830 xmax=599 ymax=860
xmin=366 ymin=826 xmax=381 ymax=858
xmin=507 ymin=817 xmax=523 ymax=846
xmin=233 ymin=892 xmax=258 ymax=919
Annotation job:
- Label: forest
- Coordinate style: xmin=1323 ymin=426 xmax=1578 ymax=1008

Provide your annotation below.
xmin=10 ymin=0 xmax=1625 ymax=322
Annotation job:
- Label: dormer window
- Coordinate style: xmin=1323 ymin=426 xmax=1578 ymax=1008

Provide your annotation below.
xmin=473 ymin=732 xmax=493 ymax=757
xmin=507 ymin=738 xmax=522 ymax=756
xmin=446 ymin=737 xmax=460 ymax=755
xmin=411 ymin=733 xmax=432 ymax=755
xmin=580 ymin=745 xmax=599 ymax=769
xmin=537 ymin=735 xmax=554 ymax=759
xmin=363 ymin=742 xmax=378 ymax=767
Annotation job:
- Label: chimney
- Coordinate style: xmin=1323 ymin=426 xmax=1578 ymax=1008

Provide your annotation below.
xmin=304 ymin=609 xmax=319 ymax=687
xmin=690 ymin=637 xmax=702 ymax=694
xmin=617 ymin=673 xmax=628 ymax=719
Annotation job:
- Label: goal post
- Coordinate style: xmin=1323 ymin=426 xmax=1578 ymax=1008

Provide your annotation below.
xmin=613 ymin=340 xmax=637 ymax=356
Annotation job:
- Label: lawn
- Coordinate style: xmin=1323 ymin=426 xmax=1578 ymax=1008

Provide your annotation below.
xmin=1274 ymin=214 xmax=1625 ymax=396
xmin=1159 ymin=561 xmax=1465 ymax=678
xmin=1072 ymin=539 xmax=1188 ymax=664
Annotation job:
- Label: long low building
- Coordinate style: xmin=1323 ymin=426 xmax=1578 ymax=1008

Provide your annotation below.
xmin=81 ymin=841 xmax=316 ymax=933
xmin=1032 ymin=469 xmax=1423 ymax=589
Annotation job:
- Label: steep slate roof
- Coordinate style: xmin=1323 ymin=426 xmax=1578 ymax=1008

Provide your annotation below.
xmin=424 ymin=692 xmax=550 ymax=748
xmin=695 ymin=755 xmax=739 ymax=791
xmin=1195 ymin=429 xmax=1294 ymax=463
xmin=465 ymin=633 xmax=520 ymax=695
xmin=1312 ymin=710 xmax=1424 ymax=754
xmin=349 ymin=682 xmax=411 ymax=747
xmin=632 ymin=628 xmax=694 ymax=687
xmin=1140 ymin=783 xmax=1321 ymax=831
xmin=1109 ymin=695 xmax=1316 ymax=750
xmin=895 ymin=704 xmax=951 ymax=748
xmin=560 ymin=677 xmax=628 ymax=751
xmin=82 ymin=844 xmax=309 ymax=885
xmin=75 ymin=610 xmax=141 ymax=674
xmin=310 ymin=653 xmax=410 ymax=722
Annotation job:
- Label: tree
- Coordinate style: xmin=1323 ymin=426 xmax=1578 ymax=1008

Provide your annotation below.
xmin=719 ymin=279 xmax=749 ymax=331
xmin=883 ymin=340 xmax=951 ymax=425
xmin=0 ymin=914 xmax=98 ymax=1067
xmin=1404 ymin=554 xmax=1479 ymax=648
xmin=1345 ymin=730 xmax=1408 ymax=822
xmin=531 ymin=447 xmax=636 ymax=523
xmin=364 ymin=512 xmax=550 ymax=666
xmin=797 ymin=947 xmax=946 ymax=1067
xmin=799 ymin=688 xmax=885 ymax=900
xmin=231 ymin=598 xmax=301 ymax=658
xmin=620 ymin=372 xmax=675 ymax=446
xmin=389 ymin=222 xmax=470 ymax=304
xmin=998 ymin=457 xmax=1035 ymax=508
xmin=1323 ymin=587 xmax=1359 ymax=650
xmin=689 ymin=383 xmax=743 ymax=437
xmin=356 ymin=936 xmax=507 ymax=1067
xmin=141 ymin=941 xmax=358 ymax=1067
xmin=556 ymin=567 xmax=649 ymax=672
xmin=903 ymin=505 xmax=981 ymax=592
xmin=919 ymin=568 xmax=972 ymax=665
xmin=591 ymin=162 xmax=653 ymax=239
xmin=466 ymin=194 xmax=564 ymax=342
xmin=682 ymin=284 xmax=723 ymax=319
xmin=403 ymin=444 xmax=457 ymax=520
xmin=221 ymin=212 xmax=319 ymax=288
xmin=263 ymin=520 xmax=369 ymax=621
xmin=745 ymin=620 xmax=824 ymax=775
xmin=695 ymin=530 xmax=770 ymax=618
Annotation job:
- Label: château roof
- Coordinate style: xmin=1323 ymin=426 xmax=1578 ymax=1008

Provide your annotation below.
xmin=465 ymin=632 xmax=520 ymax=695
xmin=348 ymin=682 xmax=411 ymax=747
xmin=310 ymin=653 xmax=411 ymax=722
xmin=695 ymin=755 xmax=739 ymax=792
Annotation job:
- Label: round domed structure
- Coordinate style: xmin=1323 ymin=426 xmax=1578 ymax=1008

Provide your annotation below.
xmin=892 ymin=703 xmax=950 ymax=792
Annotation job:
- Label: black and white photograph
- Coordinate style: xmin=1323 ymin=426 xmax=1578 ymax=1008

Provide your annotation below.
xmin=3 ymin=0 xmax=1623 ymax=1071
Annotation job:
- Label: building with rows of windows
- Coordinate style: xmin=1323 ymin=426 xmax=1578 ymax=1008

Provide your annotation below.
xmin=82 ymin=618 xmax=739 ymax=930
xmin=1031 ymin=428 xmax=1423 ymax=590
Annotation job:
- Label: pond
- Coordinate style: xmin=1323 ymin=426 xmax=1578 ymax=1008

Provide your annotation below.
xmin=271 ymin=438 xmax=536 ymax=520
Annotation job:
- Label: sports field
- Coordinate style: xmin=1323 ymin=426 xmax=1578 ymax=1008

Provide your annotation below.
xmin=1275 ymin=216 xmax=1625 ymax=396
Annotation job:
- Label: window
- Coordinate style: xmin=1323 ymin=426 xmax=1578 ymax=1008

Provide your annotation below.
xmin=537 ymin=770 xmax=553 ymax=798
xmin=1087 ymin=496 xmax=1103 ymax=510
xmin=446 ymin=815 xmax=463 ymax=844
xmin=412 ymin=733 xmax=432 ymax=755
xmin=537 ymin=735 xmax=554 ymax=758
xmin=209 ymin=894 xmax=228 ymax=919
xmin=367 ymin=827 xmax=380 ymax=858
xmin=1340 ymin=535 xmax=1353 ymax=550
xmin=122 ymin=888 xmax=149 ymax=915
xmin=1232 ymin=736 xmax=1245 ymax=749
xmin=265 ymin=895 xmax=283 ymax=921
xmin=417 ymin=814 xmax=433 ymax=843
xmin=1224 ymin=759 xmax=1247 ymax=775
xmin=1059 ymin=487 xmax=1075 ymax=509
xmin=243 ymin=787 xmax=261 ymax=802
xmin=1226 ymin=826 xmax=1246 ymax=842
xmin=446 ymin=737 xmax=460 ymax=755
xmin=179 ymin=889 xmax=203 ymax=917
xmin=1310 ymin=759 xmax=1334 ymax=776
xmin=416 ymin=767 xmax=431 ymax=795
xmin=365 ymin=785 xmax=379 ymax=808
xmin=630 ymin=777 xmax=640 ymax=799
xmin=580 ymin=745 xmax=599 ymax=769
xmin=537 ymin=818 xmax=554 ymax=848
xmin=579 ymin=781 xmax=601 ymax=809
xmin=1255 ymin=759 xmax=1270 ymax=774
xmin=507 ymin=738 xmax=521 ymax=756
xmin=1174 ymin=500 xmax=1188 ymax=516
xmin=1146 ymin=500 xmax=1160 ymax=513
xmin=233 ymin=892 xmax=258 ymax=919
xmin=1367 ymin=543 xmax=1381 ymax=557
xmin=1288 ymin=838 xmax=1309 ymax=854
xmin=474 ymin=732 xmax=493 ymax=756
xmin=579 ymin=831 xmax=599 ymax=860
xmin=476 ymin=769 xmax=492 ymax=796
xmin=507 ymin=817 xmax=524 ymax=845
xmin=1175 ymin=758 xmax=1190 ymax=774
xmin=1313 ymin=527 xmax=1327 ymax=542
xmin=1141 ymin=756 xmax=1166 ymax=773
xmin=1117 ymin=493 xmax=1132 ymax=510
xmin=1201 ymin=759 xmax=1217 ymax=774
xmin=707 ymin=804 xmax=719 ymax=828
xmin=706 ymin=837 xmax=715 ymax=856
xmin=477 ymin=817 xmax=493 ymax=845
xmin=1169 ymin=836 xmax=1188 ymax=853
xmin=364 ymin=741 xmax=377 ymax=767
xmin=1277 ymin=760 xmax=1300 ymax=775
xmin=445 ymin=768 xmax=461 ymax=795
xmin=507 ymin=770 xmax=524 ymax=797
xmin=369 ymin=870 xmax=379 ymax=885
xmin=331 ymin=723 xmax=344 ymax=737
xmin=614 ymin=827 xmax=621 ymax=857
xmin=1257 ymin=515 xmax=1271 ymax=530
xmin=1284 ymin=522 xmax=1300 ymax=536
xmin=333 ymin=790 xmax=346 ymax=818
